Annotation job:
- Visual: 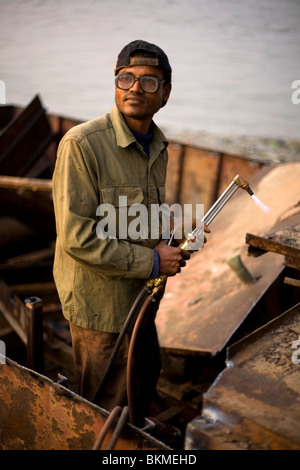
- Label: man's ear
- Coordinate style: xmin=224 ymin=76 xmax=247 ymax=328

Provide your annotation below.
xmin=161 ymin=82 xmax=172 ymax=107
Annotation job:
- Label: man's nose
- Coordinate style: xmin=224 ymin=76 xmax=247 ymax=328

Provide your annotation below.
xmin=130 ymin=78 xmax=143 ymax=92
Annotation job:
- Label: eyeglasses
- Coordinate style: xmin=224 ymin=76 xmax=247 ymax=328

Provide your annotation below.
xmin=115 ymin=73 xmax=165 ymax=93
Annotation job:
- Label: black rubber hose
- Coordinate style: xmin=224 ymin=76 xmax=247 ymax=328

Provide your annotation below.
xmin=92 ymin=285 xmax=150 ymax=404
xmin=126 ymin=294 xmax=153 ymax=426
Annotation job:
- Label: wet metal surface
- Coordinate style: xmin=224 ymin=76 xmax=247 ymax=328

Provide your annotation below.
xmin=0 ymin=358 xmax=168 ymax=450
xmin=185 ymin=303 xmax=300 ymax=450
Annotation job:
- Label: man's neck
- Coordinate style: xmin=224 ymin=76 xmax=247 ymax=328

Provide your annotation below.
xmin=123 ymin=115 xmax=152 ymax=135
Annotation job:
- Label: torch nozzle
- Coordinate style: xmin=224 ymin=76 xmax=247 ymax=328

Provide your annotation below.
xmin=233 ymin=174 xmax=254 ymax=196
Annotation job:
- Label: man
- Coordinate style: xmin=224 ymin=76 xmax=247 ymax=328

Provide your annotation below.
xmin=52 ymin=40 xmax=203 ymax=433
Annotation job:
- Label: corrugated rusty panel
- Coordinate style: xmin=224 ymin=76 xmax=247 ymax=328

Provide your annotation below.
xmin=185 ymin=303 xmax=300 ymax=450
xmin=0 ymin=358 xmax=168 ymax=450
xmin=178 ymin=146 xmax=221 ymax=211
xmin=165 ymin=142 xmax=185 ymax=205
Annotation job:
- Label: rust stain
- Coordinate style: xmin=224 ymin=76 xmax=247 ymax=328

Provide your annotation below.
xmin=0 ymin=359 xmax=168 ymax=450
xmin=186 ymin=303 xmax=300 ymax=450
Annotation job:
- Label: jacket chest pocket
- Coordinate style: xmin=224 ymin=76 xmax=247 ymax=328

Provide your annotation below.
xmin=101 ymin=185 xmax=144 ymax=207
xmin=100 ymin=185 xmax=148 ymax=241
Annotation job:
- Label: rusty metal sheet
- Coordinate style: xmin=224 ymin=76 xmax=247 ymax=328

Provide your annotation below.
xmin=156 ymin=163 xmax=300 ymax=355
xmin=159 ymin=249 xmax=284 ymax=356
xmin=247 ymin=223 xmax=300 ymax=269
xmin=185 ymin=302 xmax=300 ymax=450
xmin=0 ymin=358 xmax=169 ymax=450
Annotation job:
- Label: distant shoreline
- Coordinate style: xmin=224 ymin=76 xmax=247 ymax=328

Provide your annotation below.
xmin=166 ymin=130 xmax=300 ymax=164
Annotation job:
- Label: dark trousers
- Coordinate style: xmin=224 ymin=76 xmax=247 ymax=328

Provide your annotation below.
xmin=69 ymin=316 xmax=161 ymax=427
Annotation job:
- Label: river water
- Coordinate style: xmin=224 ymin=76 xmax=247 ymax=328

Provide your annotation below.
xmin=1 ymin=0 xmax=300 ymax=140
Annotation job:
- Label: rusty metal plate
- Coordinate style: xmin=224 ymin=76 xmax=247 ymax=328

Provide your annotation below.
xmin=185 ymin=302 xmax=300 ymax=450
xmin=156 ymin=163 xmax=300 ymax=355
xmin=0 ymin=358 xmax=168 ymax=450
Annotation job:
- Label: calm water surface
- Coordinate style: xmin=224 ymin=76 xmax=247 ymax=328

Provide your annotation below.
xmin=1 ymin=0 xmax=300 ymax=139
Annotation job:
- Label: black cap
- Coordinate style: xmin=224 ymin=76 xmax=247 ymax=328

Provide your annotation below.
xmin=114 ymin=40 xmax=172 ymax=82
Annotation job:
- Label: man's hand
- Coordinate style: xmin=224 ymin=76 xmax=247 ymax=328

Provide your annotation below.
xmin=170 ymin=217 xmax=211 ymax=249
xmin=171 ymin=218 xmax=210 ymax=253
xmin=154 ymin=240 xmax=191 ymax=276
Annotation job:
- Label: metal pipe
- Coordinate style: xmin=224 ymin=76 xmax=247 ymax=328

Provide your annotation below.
xmin=147 ymin=174 xmax=254 ymax=294
xmin=106 ymin=407 xmax=130 ymax=450
xmin=182 ymin=175 xmax=254 ymax=246
xmin=25 ymin=296 xmax=44 ymax=373
xmin=93 ymin=406 xmax=122 ymax=450
xmin=196 ymin=174 xmax=254 ymax=229
xmin=202 ymin=181 xmax=239 ymax=226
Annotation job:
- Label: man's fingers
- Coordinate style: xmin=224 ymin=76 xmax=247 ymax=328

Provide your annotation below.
xmin=181 ymin=249 xmax=191 ymax=260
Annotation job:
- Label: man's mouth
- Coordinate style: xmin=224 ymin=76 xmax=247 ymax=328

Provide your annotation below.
xmin=124 ymin=94 xmax=145 ymax=105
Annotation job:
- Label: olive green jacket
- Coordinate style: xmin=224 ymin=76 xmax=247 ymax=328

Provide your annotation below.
xmin=52 ymin=105 xmax=168 ymax=332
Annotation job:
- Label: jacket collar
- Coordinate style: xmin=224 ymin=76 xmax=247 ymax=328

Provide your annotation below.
xmin=110 ymin=105 xmax=168 ymax=152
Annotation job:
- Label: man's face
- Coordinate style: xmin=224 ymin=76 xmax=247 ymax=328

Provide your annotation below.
xmin=115 ymin=65 xmax=171 ymax=125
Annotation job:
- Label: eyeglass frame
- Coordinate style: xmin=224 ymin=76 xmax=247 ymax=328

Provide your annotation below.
xmin=115 ymin=72 xmax=166 ymax=93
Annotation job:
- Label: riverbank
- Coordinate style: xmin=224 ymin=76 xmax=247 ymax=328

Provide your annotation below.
xmin=167 ymin=130 xmax=300 ymax=164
